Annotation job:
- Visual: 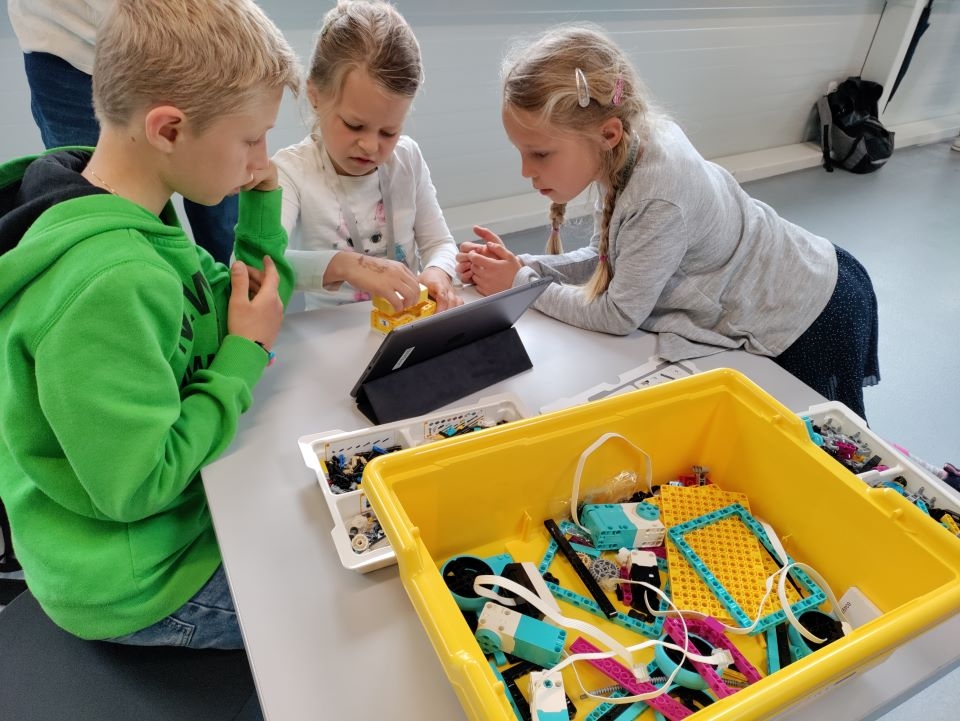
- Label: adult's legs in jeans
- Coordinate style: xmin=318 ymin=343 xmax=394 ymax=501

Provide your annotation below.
xmin=22 ymin=52 xmax=237 ymax=264
xmin=183 ymin=196 xmax=238 ymax=266
xmin=22 ymin=51 xmax=99 ymax=149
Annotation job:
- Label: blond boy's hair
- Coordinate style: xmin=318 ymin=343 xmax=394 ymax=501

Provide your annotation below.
xmin=93 ymin=0 xmax=300 ymax=133
xmin=502 ymin=25 xmax=661 ymax=300
xmin=308 ymin=0 xmax=422 ymax=117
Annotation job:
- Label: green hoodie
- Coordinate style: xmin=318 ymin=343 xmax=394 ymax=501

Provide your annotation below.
xmin=0 ymin=150 xmax=294 ymax=639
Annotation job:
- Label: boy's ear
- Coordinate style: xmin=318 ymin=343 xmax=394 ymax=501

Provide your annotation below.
xmin=144 ymin=105 xmax=187 ymax=153
xmin=600 ymin=117 xmax=624 ymax=149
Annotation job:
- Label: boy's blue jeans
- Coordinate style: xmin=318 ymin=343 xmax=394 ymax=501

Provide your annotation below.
xmin=22 ymin=51 xmax=238 ymax=265
xmin=106 ymin=565 xmax=244 ymax=649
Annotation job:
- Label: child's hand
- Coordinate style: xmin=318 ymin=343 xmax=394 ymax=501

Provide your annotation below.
xmin=472 ymin=225 xmax=505 ymax=247
xmin=467 ymin=242 xmax=522 ymax=296
xmin=455 ymin=244 xmax=480 ymax=284
xmin=246 ymin=264 xmax=265 ymax=294
xmin=456 ymin=226 xmax=506 ymax=284
xmin=228 ymin=256 xmax=283 ymax=351
xmin=244 ymin=161 xmax=279 ymax=192
xmin=419 ymin=267 xmax=463 ymax=312
xmin=343 ymin=254 xmax=422 ymax=312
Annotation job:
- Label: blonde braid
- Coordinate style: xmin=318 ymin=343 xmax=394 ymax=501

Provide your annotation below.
xmin=546 ymin=202 xmax=566 ymax=254
xmin=583 ymin=186 xmax=617 ymax=300
xmin=583 ymin=131 xmax=639 ymax=300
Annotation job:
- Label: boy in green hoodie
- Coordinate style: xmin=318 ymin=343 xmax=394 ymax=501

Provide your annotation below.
xmin=0 ymin=0 xmax=300 ymax=649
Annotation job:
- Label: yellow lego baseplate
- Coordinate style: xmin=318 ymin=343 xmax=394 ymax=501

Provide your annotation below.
xmin=659 ymin=484 xmax=801 ymax=625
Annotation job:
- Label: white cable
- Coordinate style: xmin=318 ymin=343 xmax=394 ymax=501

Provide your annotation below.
xmin=642 ymin=562 xmax=849 ymax=645
xmin=757 ymin=518 xmax=791 ymax=567
xmin=777 ymin=561 xmax=852 ymax=643
xmin=752 ymin=516 xmax=851 ymax=642
xmin=642 ymin=571 xmax=778 ymax=636
xmin=621 ymin=581 xmax=732 ymax=671
xmin=539 ymin=646 xmax=685 ymax=706
xmin=528 ymin=561 xmax=848 ymax=719
xmin=521 ymin=500 xmax=849 ymax=715
xmin=569 ymin=433 xmax=653 ymax=531
xmin=505 ymin=575 xmax=728 ymax=712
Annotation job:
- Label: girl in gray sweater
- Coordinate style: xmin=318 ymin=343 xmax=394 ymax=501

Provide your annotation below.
xmin=457 ymin=25 xmax=879 ymax=420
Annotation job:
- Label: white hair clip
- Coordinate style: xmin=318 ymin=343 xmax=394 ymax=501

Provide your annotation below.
xmin=575 ymin=68 xmax=590 ymax=108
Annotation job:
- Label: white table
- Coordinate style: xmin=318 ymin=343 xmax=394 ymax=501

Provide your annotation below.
xmin=202 ymin=299 xmax=959 ymax=721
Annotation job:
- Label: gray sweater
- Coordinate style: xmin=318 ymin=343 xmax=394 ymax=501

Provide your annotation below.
xmin=515 ymin=120 xmax=837 ymax=361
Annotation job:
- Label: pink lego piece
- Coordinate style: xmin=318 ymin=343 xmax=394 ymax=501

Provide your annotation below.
xmin=569 ymin=637 xmax=692 ymax=721
xmin=661 ymin=616 xmax=763 ymax=700
xmin=619 ymin=565 xmax=634 ymax=607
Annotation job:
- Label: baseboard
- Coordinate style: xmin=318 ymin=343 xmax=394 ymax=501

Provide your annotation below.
xmin=710 ymin=143 xmax=825 ymax=184
xmin=884 ymin=113 xmax=960 ymax=149
xmin=442 ymin=114 xmax=960 ymax=239
xmin=443 ymin=192 xmax=593 ymax=240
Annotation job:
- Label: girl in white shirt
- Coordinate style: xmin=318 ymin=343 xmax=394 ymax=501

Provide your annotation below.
xmin=273 ymin=0 xmax=461 ymax=312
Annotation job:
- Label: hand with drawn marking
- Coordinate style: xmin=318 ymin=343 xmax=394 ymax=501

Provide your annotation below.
xmin=419 ymin=266 xmax=463 ymax=311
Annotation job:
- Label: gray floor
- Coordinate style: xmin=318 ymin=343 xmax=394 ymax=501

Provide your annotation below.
xmin=502 ymin=139 xmax=960 ymax=719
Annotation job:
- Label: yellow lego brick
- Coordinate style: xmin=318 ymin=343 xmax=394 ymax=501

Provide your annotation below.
xmin=659 ymin=484 xmax=777 ymax=625
xmin=370 ymin=298 xmax=437 ymax=334
xmin=372 ymin=283 xmax=429 ymax=316
xmin=940 ymin=512 xmax=960 ymax=537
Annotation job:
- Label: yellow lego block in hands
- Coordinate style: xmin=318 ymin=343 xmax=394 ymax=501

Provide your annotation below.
xmin=370 ymin=284 xmax=435 ymax=333
xmin=372 ymin=284 xmax=429 ymax=316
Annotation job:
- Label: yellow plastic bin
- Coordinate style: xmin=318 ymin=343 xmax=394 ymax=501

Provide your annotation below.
xmin=362 ymin=369 xmax=960 ymax=721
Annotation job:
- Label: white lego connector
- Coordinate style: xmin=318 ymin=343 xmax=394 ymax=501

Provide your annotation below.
xmin=529 ymin=670 xmax=569 ymax=721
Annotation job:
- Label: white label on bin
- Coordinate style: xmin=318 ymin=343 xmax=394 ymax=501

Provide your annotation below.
xmin=839 ymin=586 xmax=882 ymax=628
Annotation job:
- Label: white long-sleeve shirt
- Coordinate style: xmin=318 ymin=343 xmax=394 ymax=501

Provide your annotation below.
xmin=8 ymin=0 xmax=112 ymax=74
xmin=273 ymin=135 xmax=458 ymax=310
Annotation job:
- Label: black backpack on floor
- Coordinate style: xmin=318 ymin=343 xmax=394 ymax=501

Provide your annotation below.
xmin=817 ymin=77 xmax=895 ymax=174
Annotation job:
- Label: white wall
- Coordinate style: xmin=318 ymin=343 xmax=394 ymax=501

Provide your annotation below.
xmin=384 ymin=0 xmax=896 ymax=234
xmin=2 ymin=1 xmax=958 ymax=238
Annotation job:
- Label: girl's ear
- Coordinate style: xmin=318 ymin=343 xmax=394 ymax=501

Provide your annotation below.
xmin=600 ymin=117 xmax=624 ymax=149
xmin=306 ymin=81 xmax=322 ymax=111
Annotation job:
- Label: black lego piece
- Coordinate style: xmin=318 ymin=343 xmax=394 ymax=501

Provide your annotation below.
xmin=544 ymin=519 xmax=618 ymax=618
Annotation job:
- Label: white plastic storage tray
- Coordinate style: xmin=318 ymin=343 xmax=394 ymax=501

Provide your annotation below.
xmin=298 ymin=394 xmax=529 ymax=573
xmin=801 ymin=401 xmax=960 ymax=517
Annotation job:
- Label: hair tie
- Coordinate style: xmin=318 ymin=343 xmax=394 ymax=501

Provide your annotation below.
xmin=612 ymin=76 xmax=624 ymax=106
xmin=575 ymin=68 xmax=590 ymax=108
xmin=599 ymin=254 xmax=608 ymax=263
